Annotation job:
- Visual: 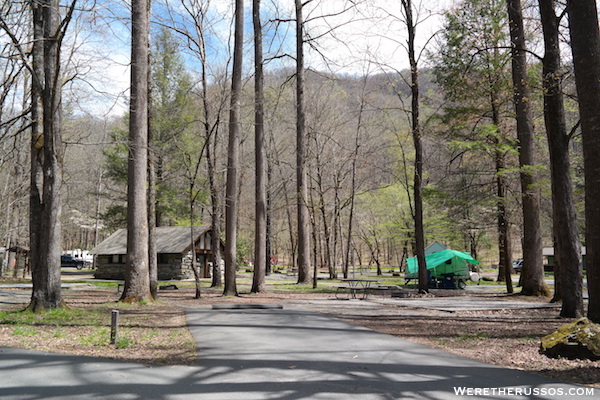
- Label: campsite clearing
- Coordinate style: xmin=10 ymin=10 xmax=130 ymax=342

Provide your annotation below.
xmin=0 ymin=282 xmax=597 ymax=388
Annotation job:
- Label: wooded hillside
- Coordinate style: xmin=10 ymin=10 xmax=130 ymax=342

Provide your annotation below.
xmin=0 ymin=0 xmax=595 ymax=319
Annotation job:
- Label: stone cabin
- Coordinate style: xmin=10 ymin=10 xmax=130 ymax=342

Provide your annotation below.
xmin=92 ymin=226 xmax=222 ymax=280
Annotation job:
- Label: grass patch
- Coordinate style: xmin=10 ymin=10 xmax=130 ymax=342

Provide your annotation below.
xmin=458 ymin=332 xmax=488 ymax=341
xmin=139 ymin=330 xmax=160 ymax=341
xmin=11 ymin=324 xmax=37 ymax=336
xmin=82 ymin=281 xmax=122 ymax=289
xmin=52 ymin=326 xmax=67 ymax=338
xmin=0 ymin=308 xmax=107 ymax=327
xmin=78 ymin=328 xmax=109 ymax=346
xmin=116 ymin=336 xmax=134 ymax=349
xmin=0 ymin=300 xmax=198 ymax=366
xmin=518 ymin=336 xmax=539 ymax=342
xmin=270 ymin=282 xmax=334 ymax=293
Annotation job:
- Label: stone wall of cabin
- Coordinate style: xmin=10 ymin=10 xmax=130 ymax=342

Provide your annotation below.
xmin=181 ymin=251 xmax=211 ymax=278
xmin=93 ymin=255 xmax=124 ymax=280
xmin=94 ymin=253 xmax=195 ymax=280
xmin=160 ymin=253 xmax=195 ymax=280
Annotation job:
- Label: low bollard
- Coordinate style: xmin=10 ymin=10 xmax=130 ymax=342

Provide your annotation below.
xmin=110 ymin=310 xmax=119 ymax=346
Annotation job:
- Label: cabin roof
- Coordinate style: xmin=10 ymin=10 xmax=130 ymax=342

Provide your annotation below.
xmin=91 ymin=226 xmax=211 ymax=255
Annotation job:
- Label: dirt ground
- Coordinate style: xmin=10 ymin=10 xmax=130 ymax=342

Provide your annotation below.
xmin=0 ymin=286 xmax=598 ymax=388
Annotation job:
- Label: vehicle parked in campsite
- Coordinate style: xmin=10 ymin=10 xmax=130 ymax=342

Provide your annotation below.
xmin=60 ymin=254 xmax=88 ymax=270
xmin=512 ymin=259 xmax=523 ymax=274
xmin=405 ymin=249 xmax=480 ymax=289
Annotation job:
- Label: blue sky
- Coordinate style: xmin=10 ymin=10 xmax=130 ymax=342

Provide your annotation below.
xmin=63 ymin=0 xmax=449 ymax=117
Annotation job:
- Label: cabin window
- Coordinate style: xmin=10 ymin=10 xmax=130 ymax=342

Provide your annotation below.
xmin=111 ymin=255 xmax=126 ymax=264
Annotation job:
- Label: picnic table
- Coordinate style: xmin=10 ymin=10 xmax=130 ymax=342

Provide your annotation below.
xmin=335 ymin=279 xmax=378 ymax=300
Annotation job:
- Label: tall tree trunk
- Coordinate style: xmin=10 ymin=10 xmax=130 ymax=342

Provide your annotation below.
xmin=251 ymin=0 xmax=266 ymax=293
xmin=319 ymin=198 xmax=334 ymax=279
xmin=496 ymin=145 xmax=513 ymax=293
xmin=566 ymin=0 xmax=600 ymax=322
xmin=539 ymin=0 xmax=582 ymax=317
xmin=148 ymin=77 xmax=158 ymax=300
xmin=295 ymin=0 xmax=311 ymax=284
xmin=28 ymin=0 xmax=46 ymax=310
xmin=506 ymin=0 xmax=548 ymax=297
xmin=196 ymin=17 xmax=223 ymax=289
xmin=29 ymin=0 xmax=67 ymax=311
xmin=207 ymin=138 xmax=223 ymax=288
xmin=224 ymin=0 xmax=244 ymax=296
xmin=189 ymin=223 xmax=201 ymax=299
xmin=310 ymin=194 xmax=319 ymax=288
xmin=401 ymin=0 xmax=427 ymax=293
xmin=266 ymin=157 xmax=272 ymax=275
xmin=8 ymin=130 xmax=25 ymax=279
xmin=28 ymin=0 xmax=43 ymax=281
xmin=122 ymin=0 xmax=151 ymax=303
xmin=344 ymin=75 xmax=367 ymax=279
xmin=148 ymin=143 xmax=157 ymax=299
xmin=491 ymin=89 xmax=513 ymax=293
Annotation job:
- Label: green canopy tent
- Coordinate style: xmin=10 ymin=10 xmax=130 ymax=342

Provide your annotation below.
xmin=405 ymin=249 xmax=480 ymax=288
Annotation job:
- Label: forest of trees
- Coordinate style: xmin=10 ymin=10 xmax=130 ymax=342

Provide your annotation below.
xmin=0 ymin=0 xmax=598 ymax=320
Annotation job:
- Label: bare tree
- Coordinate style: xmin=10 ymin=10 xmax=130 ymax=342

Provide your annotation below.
xmin=505 ymin=0 xmax=548 ymax=296
xmin=27 ymin=0 xmax=76 ymax=310
xmin=295 ymin=0 xmax=311 ymax=284
xmin=343 ymin=72 xmax=370 ymax=279
xmin=121 ymin=0 xmax=152 ymax=303
xmin=28 ymin=0 xmax=45 ymax=293
xmin=0 ymin=4 xmax=29 ymax=279
xmin=538 ymin=0 xmax=582 ymax=317
xmin=148 ymin=57 xmax=158 ymax=300
xmin=398 ymin=0 xmax=427 ymax=293
xmin=207 ymin=116 xmax=224 ymax=289
xmin=224 ymin=0 xmax=244 ymax=296
xmin=147 ymin=117 xmax=158 ymax=300
xmin=161 ymin=0 xmax=230 ymax=288
xmin=566 ymin=0 xmax=600 ymax=322
xmin=251 ymin=0 xmax=267 ymax=293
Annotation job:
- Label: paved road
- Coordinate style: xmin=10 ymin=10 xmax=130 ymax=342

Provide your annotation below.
xmin=0 ymin=306 xmax=595 ymax=400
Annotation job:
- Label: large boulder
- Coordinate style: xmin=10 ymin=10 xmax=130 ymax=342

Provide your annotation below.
xmin=540 ymin=317 xmax=600 ymax=360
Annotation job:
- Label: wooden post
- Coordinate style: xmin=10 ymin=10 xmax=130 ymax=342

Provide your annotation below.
xmin=110 ymin=309 xmax=119 ymax=346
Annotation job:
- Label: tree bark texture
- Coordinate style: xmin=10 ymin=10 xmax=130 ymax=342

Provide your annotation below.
xmin=29 ymin=0 xmax=65 ymax=311
xmin=539 ymin=0 xmax=582 ymax=317
xmin=295 ymin=0 xmax=311 ymax=284
xmin=122 ymin=0 xmax=151 ymax=303
xmin=496 ymin=146 xmax=513 ymax=293
xmin=147 ymin=68 xmax=158 ymax=300
xmin=224 ymin=0 xmax=244 ymax=296
xmin=491 ymin=91 xmax=513 ymax=293
xmin=28 ymin=0 xmax=45 ymax=309
xmin=148 ymin=125 xmax=158 ymax=300
xmin=189 ymin=223 xmax=201 ymax=299
xmin=401 ymin=0 xmax=427 ymax=293
xmin=207 ymin=141 xmax=223 ymax=288
xmin=266 ymin=159 xmax=273 ymax=275
xmin=506 ymin=0 xmax=547 ymax=296
xmin=252 ymin=0 xmax=267 ymax=293
xmin=566 ymin=0 xmax=600 ymax=322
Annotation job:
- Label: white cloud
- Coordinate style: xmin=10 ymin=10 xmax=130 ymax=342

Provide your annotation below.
xmin=300 ymin=0 xmax=450 ymax=75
